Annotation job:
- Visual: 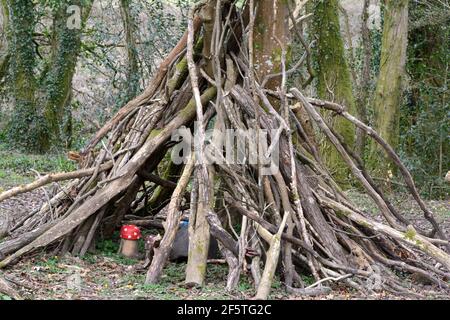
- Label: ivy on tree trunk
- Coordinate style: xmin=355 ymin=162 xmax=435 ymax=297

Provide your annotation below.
xmin=6 ymin=0 xmax=93 ymax=153
xmin=7 ymin=0 xmax=46 ymax=153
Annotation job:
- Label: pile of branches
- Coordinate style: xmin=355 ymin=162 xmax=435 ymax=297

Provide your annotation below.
xmin=0 ymin=1 xmax=449 ymax=299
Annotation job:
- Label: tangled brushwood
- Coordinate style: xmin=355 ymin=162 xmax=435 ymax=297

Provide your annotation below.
xmin=0 ymin=1 xmax=449 ymax=299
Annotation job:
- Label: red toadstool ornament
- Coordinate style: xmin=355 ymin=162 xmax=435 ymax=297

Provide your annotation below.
xmin=119 ymin=225 xmax=141 ymax=258
xmin=120 ymin=225 xmax=141 ymax=240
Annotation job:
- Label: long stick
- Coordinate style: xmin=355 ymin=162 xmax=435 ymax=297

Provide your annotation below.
xmin=0 ymin=162 xmax=113 ymax=203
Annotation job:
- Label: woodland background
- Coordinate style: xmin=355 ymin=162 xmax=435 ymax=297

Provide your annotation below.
xmin=0 ymin=0 xmax=448 ymax=198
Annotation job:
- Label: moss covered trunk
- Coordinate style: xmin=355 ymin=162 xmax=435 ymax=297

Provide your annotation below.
xmin=369 ymin=0 xmax=409 ymax=180
xmin=311 ymin=0 xmax=357 ymax=186
xmin=7 ymin=0 xmax=46 ymax=152
xmin=6 ymin=0 xmax=92 ymax=152
xmin=41 ymin=0 xmax=93 ymax=149
xmin=120 ymin=0 xmax=140 ymax=101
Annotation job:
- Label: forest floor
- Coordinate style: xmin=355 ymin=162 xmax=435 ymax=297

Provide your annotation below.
xmin=0 ymin=148 xmax=449 ymax=300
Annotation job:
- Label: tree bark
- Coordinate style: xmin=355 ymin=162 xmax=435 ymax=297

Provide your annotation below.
xmin=355 ymin=0 xmax=371 ymax=159
xmin=311 ymin=0 xmax=357 ymax=186
xmin=41 ymin=0 xmax=93 ymax=147
xmin=253 ymin=0 xmax=289 ymax=92
xmin=7 ymin=0 xmax=43 ymax=152
xmin=6 ymin=0 xmax=93 ymax=152
xmin=120 ymin=0 xmax=140 ymax=101
xmin=369 ymin=0 xmax=409 ymax=180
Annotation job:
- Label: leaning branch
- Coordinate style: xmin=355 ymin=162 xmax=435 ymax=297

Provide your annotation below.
xmin=0 ymin=162 xmax=113 ymax=203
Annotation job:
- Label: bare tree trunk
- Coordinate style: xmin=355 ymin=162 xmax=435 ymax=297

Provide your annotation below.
xmin=120 ymin=0 xmax=140 ymax=101
xmin=355 ymin=0 xmax=371 ymax=159
xmin=253 ymin=0 xmax=289 ymax=93
xmin=369 ymin=0 xmax=409 ymax=180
